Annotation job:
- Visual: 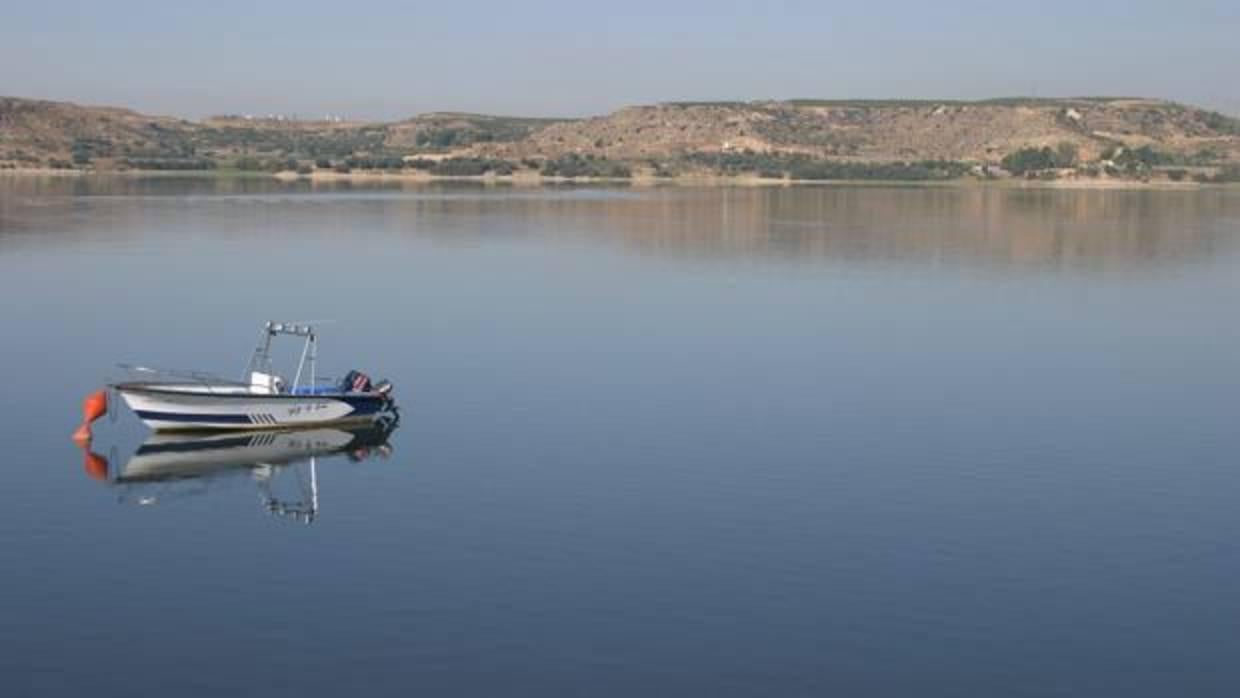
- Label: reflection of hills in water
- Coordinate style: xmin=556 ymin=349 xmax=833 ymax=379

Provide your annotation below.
xmin=536 ymin=187 xmax=1240 ymax=270
xmin=82 ymin=423 xmax=395 ymax=524
xmin=3 ymin=177 xmax=1238 ymax=269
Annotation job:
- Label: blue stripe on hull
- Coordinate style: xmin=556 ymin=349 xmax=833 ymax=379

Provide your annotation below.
xmin=134 ymin=410 xmax=254 ymax=424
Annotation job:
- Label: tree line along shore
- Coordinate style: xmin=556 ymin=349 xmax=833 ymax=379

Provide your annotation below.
xmin=9 ymin=151 xmax=1240 ymax=185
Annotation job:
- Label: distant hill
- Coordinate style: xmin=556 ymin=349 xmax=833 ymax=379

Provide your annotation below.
xmin=0 ymin=97 xmax=197 ymax=168
xmin=477 ymin=98 xmax=1240 ymax=164
xmin=3 ymin=95 xmax=1238 ymax=181
xmin=383 ymin=112 xmax=569 ymax=150
xmin=0 ymin=97 xmax=567 ymax=170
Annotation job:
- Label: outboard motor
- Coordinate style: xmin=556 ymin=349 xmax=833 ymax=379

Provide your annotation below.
xmin=340 ymin=369 xmax=372 ymax=393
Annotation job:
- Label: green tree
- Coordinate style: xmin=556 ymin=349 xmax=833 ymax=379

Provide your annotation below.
xmin=1054 ymin=142 xmax=1079 ymax=168
xmin=1001 ymin=147 xmax=1057 ymax=175
xmin=234 ymin=157 xmax=263 ymax=171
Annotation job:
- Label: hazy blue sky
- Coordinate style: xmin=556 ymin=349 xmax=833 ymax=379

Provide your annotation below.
xmin=2 ymin=1 xmax=1237 ymax=120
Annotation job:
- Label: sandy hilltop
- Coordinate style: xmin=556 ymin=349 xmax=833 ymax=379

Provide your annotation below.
xmin=2 ymin=95 xmax=1239 ymax=185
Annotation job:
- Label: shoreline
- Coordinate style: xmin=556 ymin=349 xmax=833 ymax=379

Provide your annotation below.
xmin=1 ymin=167 xmax=1232 ymax=191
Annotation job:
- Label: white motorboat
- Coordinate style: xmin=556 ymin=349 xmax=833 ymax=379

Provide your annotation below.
xmin=75 ymin=321 xmax=397 ymax=436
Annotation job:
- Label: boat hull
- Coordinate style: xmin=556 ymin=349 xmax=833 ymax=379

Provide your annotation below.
xmin=114 ymin=383 xmax=393 ymax=431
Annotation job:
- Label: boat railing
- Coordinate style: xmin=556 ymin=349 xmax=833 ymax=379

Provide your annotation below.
xmin=115 ymin=364 xmax=248 ymax=394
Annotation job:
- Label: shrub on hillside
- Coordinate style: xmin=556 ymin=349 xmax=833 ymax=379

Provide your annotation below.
xmin=428 ymin=157 xmax=516 ymax=176
xmin=1201 ymin=111 xmax=1240 ymax=136
xmin=234 ymin=157 xmax=264 ymax=171
xmin=1209 ymin=164 xmax=1240 ymax=183
xmin=683 ymin=151 xmax=968 ymax=181
xmin=123 ymin=157 xmax=216 ymax=170
xmin=1055 ymin=142 xmax=1079 ymax=167
xmin=344 ymin=156 xmax=407 ymax=170
xmin=541 ymin=153 xmax=631 ymax=178
xmin=1000 ymin=147 xmax=1058 ymax=175
xmin=1113 ymin=145 xmax=1174 ymax=170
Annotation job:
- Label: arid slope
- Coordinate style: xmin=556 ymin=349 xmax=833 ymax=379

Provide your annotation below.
xmin=3 ymin=95 xmax=1238 ymax=172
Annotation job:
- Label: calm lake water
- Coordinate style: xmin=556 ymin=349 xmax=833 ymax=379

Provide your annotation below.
xmin=3 ymin=175 xmax=1240 ymax=697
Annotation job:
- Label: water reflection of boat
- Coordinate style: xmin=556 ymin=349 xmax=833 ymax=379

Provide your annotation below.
xmin=81 ymin=422 xmax=396 ymax=524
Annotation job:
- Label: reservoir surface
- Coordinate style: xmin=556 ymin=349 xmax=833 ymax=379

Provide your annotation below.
xmin=3 ymin=176 xmax=1239 ymax=697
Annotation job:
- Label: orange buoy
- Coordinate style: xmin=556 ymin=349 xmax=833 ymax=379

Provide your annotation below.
xmin=82 ymin=448 xmax=109 ymax=481
xmin=71 ymin=389 xmax=109 ymax=444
